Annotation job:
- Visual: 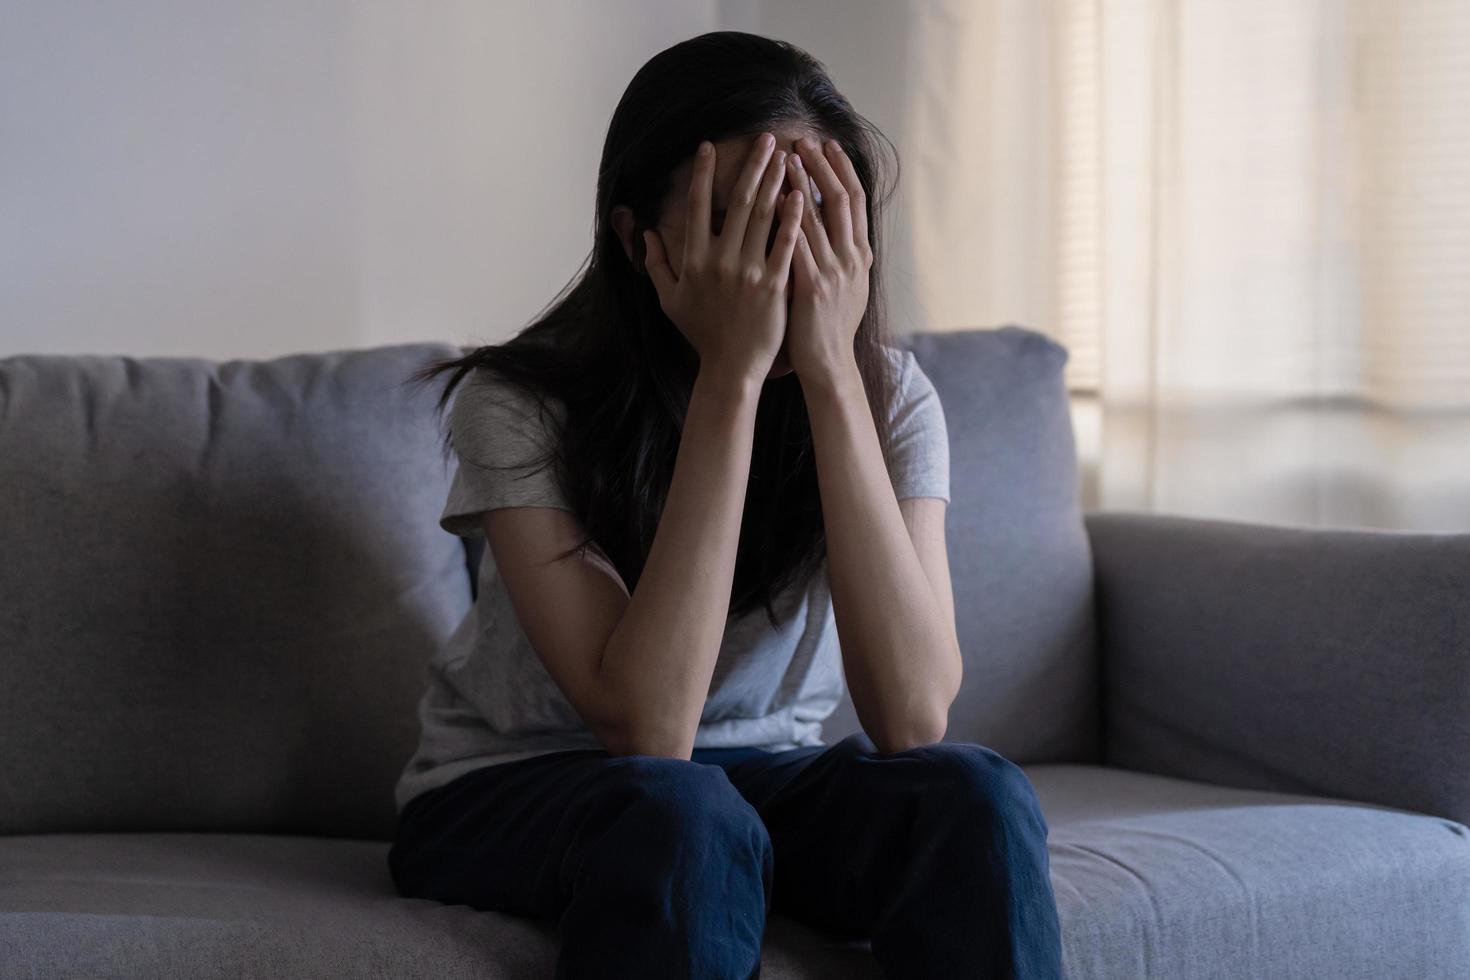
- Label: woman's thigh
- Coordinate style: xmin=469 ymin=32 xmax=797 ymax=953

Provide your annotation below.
xmin=388 ymin=748 xmax=771 ymax=921
xmin=707 ymin=732 xmax=1050 ymax=937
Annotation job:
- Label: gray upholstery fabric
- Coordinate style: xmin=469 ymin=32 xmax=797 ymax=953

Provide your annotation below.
xmin=5 ymin=329 xmax=1466 ymax=976
xmin=0 ymin=344 xmax=473 ymax=841
xmin=0 ymin=834 xmax=880 ymax=979
xmin=3 ymin=764 xmax=1464 ymax=979
xmin=1029 ymin=763 xmax=1470 ymax=979
xmin=1087 ymin=510 xmax=1470 ymax=827
xmin=821 ymin=326 xmax=1101 ymax=766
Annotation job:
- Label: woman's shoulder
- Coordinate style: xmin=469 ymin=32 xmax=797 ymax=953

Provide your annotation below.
xmin=875 ymin=342 xmax=929 ymax=414
xmin=877 ymin=342 xmax=909 ymax=372
xmin=880 ymin=340 xmax=932 ymax=379
xmin=448 ymin=367 xmax=566 ymax=463
xmin=453 ymin=368 xmax=566 ymax=421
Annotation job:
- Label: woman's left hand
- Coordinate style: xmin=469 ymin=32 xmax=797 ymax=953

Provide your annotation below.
xmin=781 ymin=136 xmax=873 ymax=382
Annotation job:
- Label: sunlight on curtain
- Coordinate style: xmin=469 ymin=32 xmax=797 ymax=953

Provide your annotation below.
xmin=904 ymin=0 xmax=1469 ymax=531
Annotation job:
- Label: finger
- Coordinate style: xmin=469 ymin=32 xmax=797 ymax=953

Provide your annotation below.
xmin=788 ymin=151 xmax=837 ymax=272
xmin=643 ymin=229 xmax=675 ymax=299
xmin=767 ymin=188 xmax=804 ymax=281
xmin=824 ymin=138 xmax=870 ymax=260
xmin=771 ymin=189 xmax=789 ymax=257
xmin=718 ymin=133 xmax=776 ymax=265
xmin=685 ymin=140 xmax=715 ymax=266
xmin=743 ymin=149 xmax=788 ymax=268
xmin=797 ymin=137 xmax=853 ymax=263
xmin=791 ymin=215 xmax=819 ymax=290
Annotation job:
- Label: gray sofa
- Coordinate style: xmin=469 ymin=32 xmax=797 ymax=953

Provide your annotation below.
xmin=2 ymin=325 xmax=1467 ymax=979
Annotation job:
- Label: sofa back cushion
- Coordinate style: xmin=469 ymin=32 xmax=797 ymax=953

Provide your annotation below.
xmin=0 ymin=343 xmax=470 ymax=841
xmin=0 ymin=327 xmax=1098 ymax=843
xmin=818 ymin=326 xmax=1101 ymax=763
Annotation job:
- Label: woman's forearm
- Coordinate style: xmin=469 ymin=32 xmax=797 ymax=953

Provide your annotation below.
xmin=596 ymin=364 xmax=763 ymax=758
xmin=800 ymin=355 xmax=962 ymax=753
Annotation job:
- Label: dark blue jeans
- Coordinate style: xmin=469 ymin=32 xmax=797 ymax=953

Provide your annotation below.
xmin=388 ymin=731 xmax=1064 ymax=979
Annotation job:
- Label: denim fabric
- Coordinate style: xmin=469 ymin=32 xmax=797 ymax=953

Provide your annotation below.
xmin=388 ymin=731 xmax=1063 ymax=980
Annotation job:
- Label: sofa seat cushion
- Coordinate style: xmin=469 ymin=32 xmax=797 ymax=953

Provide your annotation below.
xmin=0 ymin=832 xmax=880 ymax=980
xmin=4 ymin=765 xmax=1468 ymax=979
xmin=1025 ymin=763 xmax=1470 ymax=979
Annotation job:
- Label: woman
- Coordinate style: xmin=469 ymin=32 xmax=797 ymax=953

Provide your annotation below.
xmin=389 ymin=30 xmax=1064 ymax=980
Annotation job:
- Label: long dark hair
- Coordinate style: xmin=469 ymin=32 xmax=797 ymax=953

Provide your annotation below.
xmin=405 ymin=30 xmax=905 ymax=629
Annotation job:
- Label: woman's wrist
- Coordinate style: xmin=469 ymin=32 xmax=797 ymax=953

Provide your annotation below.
xmin=795 ymin=351 xmax=862 ymax=402
xmin=696 ymin=357 xmax=770 ymax=402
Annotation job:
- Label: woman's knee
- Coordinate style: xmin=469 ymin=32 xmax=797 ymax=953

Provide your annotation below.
xmin=599 ymin=755 xmax=773 ymax=851
xmin=918 ymin=742 xmax=1047 ymax=826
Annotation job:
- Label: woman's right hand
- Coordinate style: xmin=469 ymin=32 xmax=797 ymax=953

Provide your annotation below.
xmin=643 ymin=133 xmax=805 ymax=385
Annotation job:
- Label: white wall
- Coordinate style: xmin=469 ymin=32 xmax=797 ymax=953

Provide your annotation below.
xmin=3 ymin=1 xmax=940 ymax=361
xmin=2 ymin=0 xmax=722 ymax=359
xmin=2 ymin=1 xmax=940 ymax=361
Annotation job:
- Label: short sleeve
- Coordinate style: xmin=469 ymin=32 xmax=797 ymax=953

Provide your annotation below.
xmin=884 ymin=348 xmax=951 ymax=503
xmin=438 ymin=372 xmax=576 ymax=538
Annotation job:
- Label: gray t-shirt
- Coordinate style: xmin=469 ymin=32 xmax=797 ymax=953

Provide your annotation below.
xmin=393 ymin=344 xmax=950 ymax=813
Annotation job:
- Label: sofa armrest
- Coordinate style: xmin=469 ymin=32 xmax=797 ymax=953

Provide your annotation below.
xmin=1085 ymin=510 xmax=1470 ymax=826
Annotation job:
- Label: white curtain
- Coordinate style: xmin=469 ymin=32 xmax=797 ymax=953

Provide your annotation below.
xmin=898 ymin=0 xmax=1469 ymax=532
